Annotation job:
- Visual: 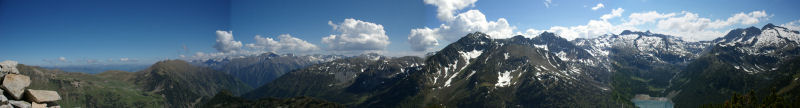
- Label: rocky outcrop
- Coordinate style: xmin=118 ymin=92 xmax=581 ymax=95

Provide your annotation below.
xmin=2 ymin=74 xmax=29 ymax=99
xmin=0 ymin=61 xmax=60 ymax=108
xmin=31 ymin=102 xmax=46 ymax=108
xmin=0 ymin=61 xmax=19 ymax=75
xmin=25 ymin=90 xmax=60 ymax=103
xmin=8 ymin=100 xmax=29 ymax=108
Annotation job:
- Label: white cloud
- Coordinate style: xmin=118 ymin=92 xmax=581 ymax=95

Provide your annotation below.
xmin=58 ymin=57 xmax=67 ymax=62
xmin=656 ymin=12 xmax=710 ymax=32
xmin=543 ymin=0 xmax=553 ymax=8
xmin=782 ymin=19 xmax=800 ymax=31
xmin=445 ymin=10 xmax=515 ymax=40
xmin=108 ymin=57 xmax=139 ymax=62
xmin=652 ymin=10 xmax=770 ymax=40
xmin=213 ymin=30 xmax=243 ymax=53
xmin=518 ymin=10 xmax=770 ymax=41
xmin=656 ymin=11 xmax=769 ymax=32
xmin=716 ymin=11 xmax=769 ymax=27
xmin=408 ymin=0 xmax=518 ymax=51
xmin=408 ymin=27 xmax=440 ymax=51
xmin=520 ymin=8 xmax=629 ymax=40
xmin=600 ymin=8 xmax=624 ymax=21
xmin=591 ymin=3 xmax=604 ymax=10
xmin=623 ymin=11 xmax=676 ymax=26
xmin=194 ymin=52 xmax=206 ymax=57
xmin=407 ymin=9 xmax=515 ymax=51
xmin=193 ymin=29 xmax=324 ymax=61
xmin=541 ymin=20 xmax=627 ymax=40
xmin=322 ymin=18 xmax=391 ymax=53
xmin=424 ymin=0 xmax=478 ymax=22
xmin=246 ymin=34 xmax=319 ymax=53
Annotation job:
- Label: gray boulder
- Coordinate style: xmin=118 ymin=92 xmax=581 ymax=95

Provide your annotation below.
xmin=25 ymin=89 xmax=61 ymax=103
xmin=0 ymin=94 xmax=6 ymax=103
xmin=1 ymin=74 xmax=30 ymax=99
xmin=0 ymin=60 xmax=19 ymax=74
xmin=31 ymin=102 xmax=45 ymax=108
xmin=9 ymin=100 xmax=29 ymax=108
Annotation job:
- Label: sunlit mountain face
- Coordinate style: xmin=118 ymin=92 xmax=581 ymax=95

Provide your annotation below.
xmin=2 ymin=0 xmax=800 ymax=107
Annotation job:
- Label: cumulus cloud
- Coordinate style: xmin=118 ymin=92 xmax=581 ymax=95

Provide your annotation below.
xmin=246 ymin=34 xmax=319 ymax=53
xmin=213 ymin=30 xmax=243 ymax=53
xmin=424 ymin=0 xmax=477 ymax=22
xmin=655 ymin=11 xmax=769 ymax=32
xmin=519 ymin=8 xmax=629 ymax=40
xmin=194 ymin=52 xmax=206 ymax=57
xmin=119 ymin=58 xmax=138 ymax=62
xmin=194 ymin=29 xmax=324 ymax=60
xmin=600 ymin=8 xmax=624 ymax=21
xmin=623 ymin=11 xmax=676 ymax=26
xmin=407 ymin=0 xmax=516 ymax=51
xmin=591 ymin=3 xmax=604 ymax=10
xmin=652 ymin=10 xmax=769 ymax=40
xmin=519 ymin=9 xmax=770 ymax=41
xmin=782 ymin=19 xmax=800 ymax=31
xmin=322 ymin=18 xmax=391 ymax=53
xmin=543 ymin=0 xmax=553 ymax=8
xmin=58 ymin=57 xmax=67 ymax=62
xmin=408 ymin=27 xmax=441 ymax=51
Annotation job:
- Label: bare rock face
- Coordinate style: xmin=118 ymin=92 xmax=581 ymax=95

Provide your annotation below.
xmin=8 ymin=100 xmax=29 ymax=108
xmin=0 ymin=94 xmax=7 ymax=103
xmin=0 ymin=61 xmax=19 ymax=74
xmin=0 ymin=104 xmax=10 ymax=108
xmin=24 ymin=90 xmax=61 ymax=103
xmin=31 ymin=102 xmax=45 ymax=108
xmin=2 ymin=74 xmax=30 ymax=99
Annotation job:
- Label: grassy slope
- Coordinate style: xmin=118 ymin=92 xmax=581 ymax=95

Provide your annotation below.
xmin=19 ymin=60 xmax=254 ymax=108
xmin=133 ymin=60 xmax=253 ymax=107
xmin=19 ymin=64 xmax=164 ymax=107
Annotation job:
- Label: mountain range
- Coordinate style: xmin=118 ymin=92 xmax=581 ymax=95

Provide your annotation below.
xmin=10 ymin=23 xmax=800 ymax=107
xmin=226 ymin=23 xmax=798 ymax=107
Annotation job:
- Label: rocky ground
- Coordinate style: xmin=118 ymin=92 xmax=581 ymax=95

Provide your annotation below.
xmin=0 ymin=60 xmax=61 ymax=108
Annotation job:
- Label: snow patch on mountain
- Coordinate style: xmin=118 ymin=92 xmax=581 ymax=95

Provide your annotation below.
xmin=534 ymin=44 xmax=548 ymax=50
xmin=495 ymin=70 xmax=512 ymax=87
xmin=459 ymin=50 xmax=484 ymax=60
xmin=444 ymin=72 xmax=459 ymax=87
xmin=504 ymin=53 xmax=510 ymax=60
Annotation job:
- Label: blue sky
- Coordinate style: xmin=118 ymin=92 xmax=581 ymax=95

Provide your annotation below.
xmin=1 ymin=0 xmax=799 ymax=66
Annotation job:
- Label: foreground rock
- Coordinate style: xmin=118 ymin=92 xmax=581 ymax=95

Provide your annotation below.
xmin=1 ymin=74 xmax=30 ymax=99
xmin=0 ymin=94 xmax=7 ymax=103
xmin=0 ymin=60 xmax=19 ymax=74
xmin=9 ymin=100 xmax=29 ymax=108
xmin=0 ymin=60 xmax=61 ymax=108
xmin=25 ymin=90 xmax=61 ymax=103
xmin=31 ymin=102 xmax=46 ymax=108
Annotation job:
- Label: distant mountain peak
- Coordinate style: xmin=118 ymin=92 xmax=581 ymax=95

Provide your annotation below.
xmin=715 ymin=23 xmax=799 ymax=48
xmin=535 ymin=31 xmax=562 ymax=40
xmin=618 ymin=30 xmax=673 ymax=38
xmin=153 ymin=59 xmax=190 ymax=66
xmin=464 ymin=32 xmax=489 ymax=39
xmin=258 ymin=52 xmax=281 ymax=57
xmin=762 ymin=23 xmax=777 ymax=30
